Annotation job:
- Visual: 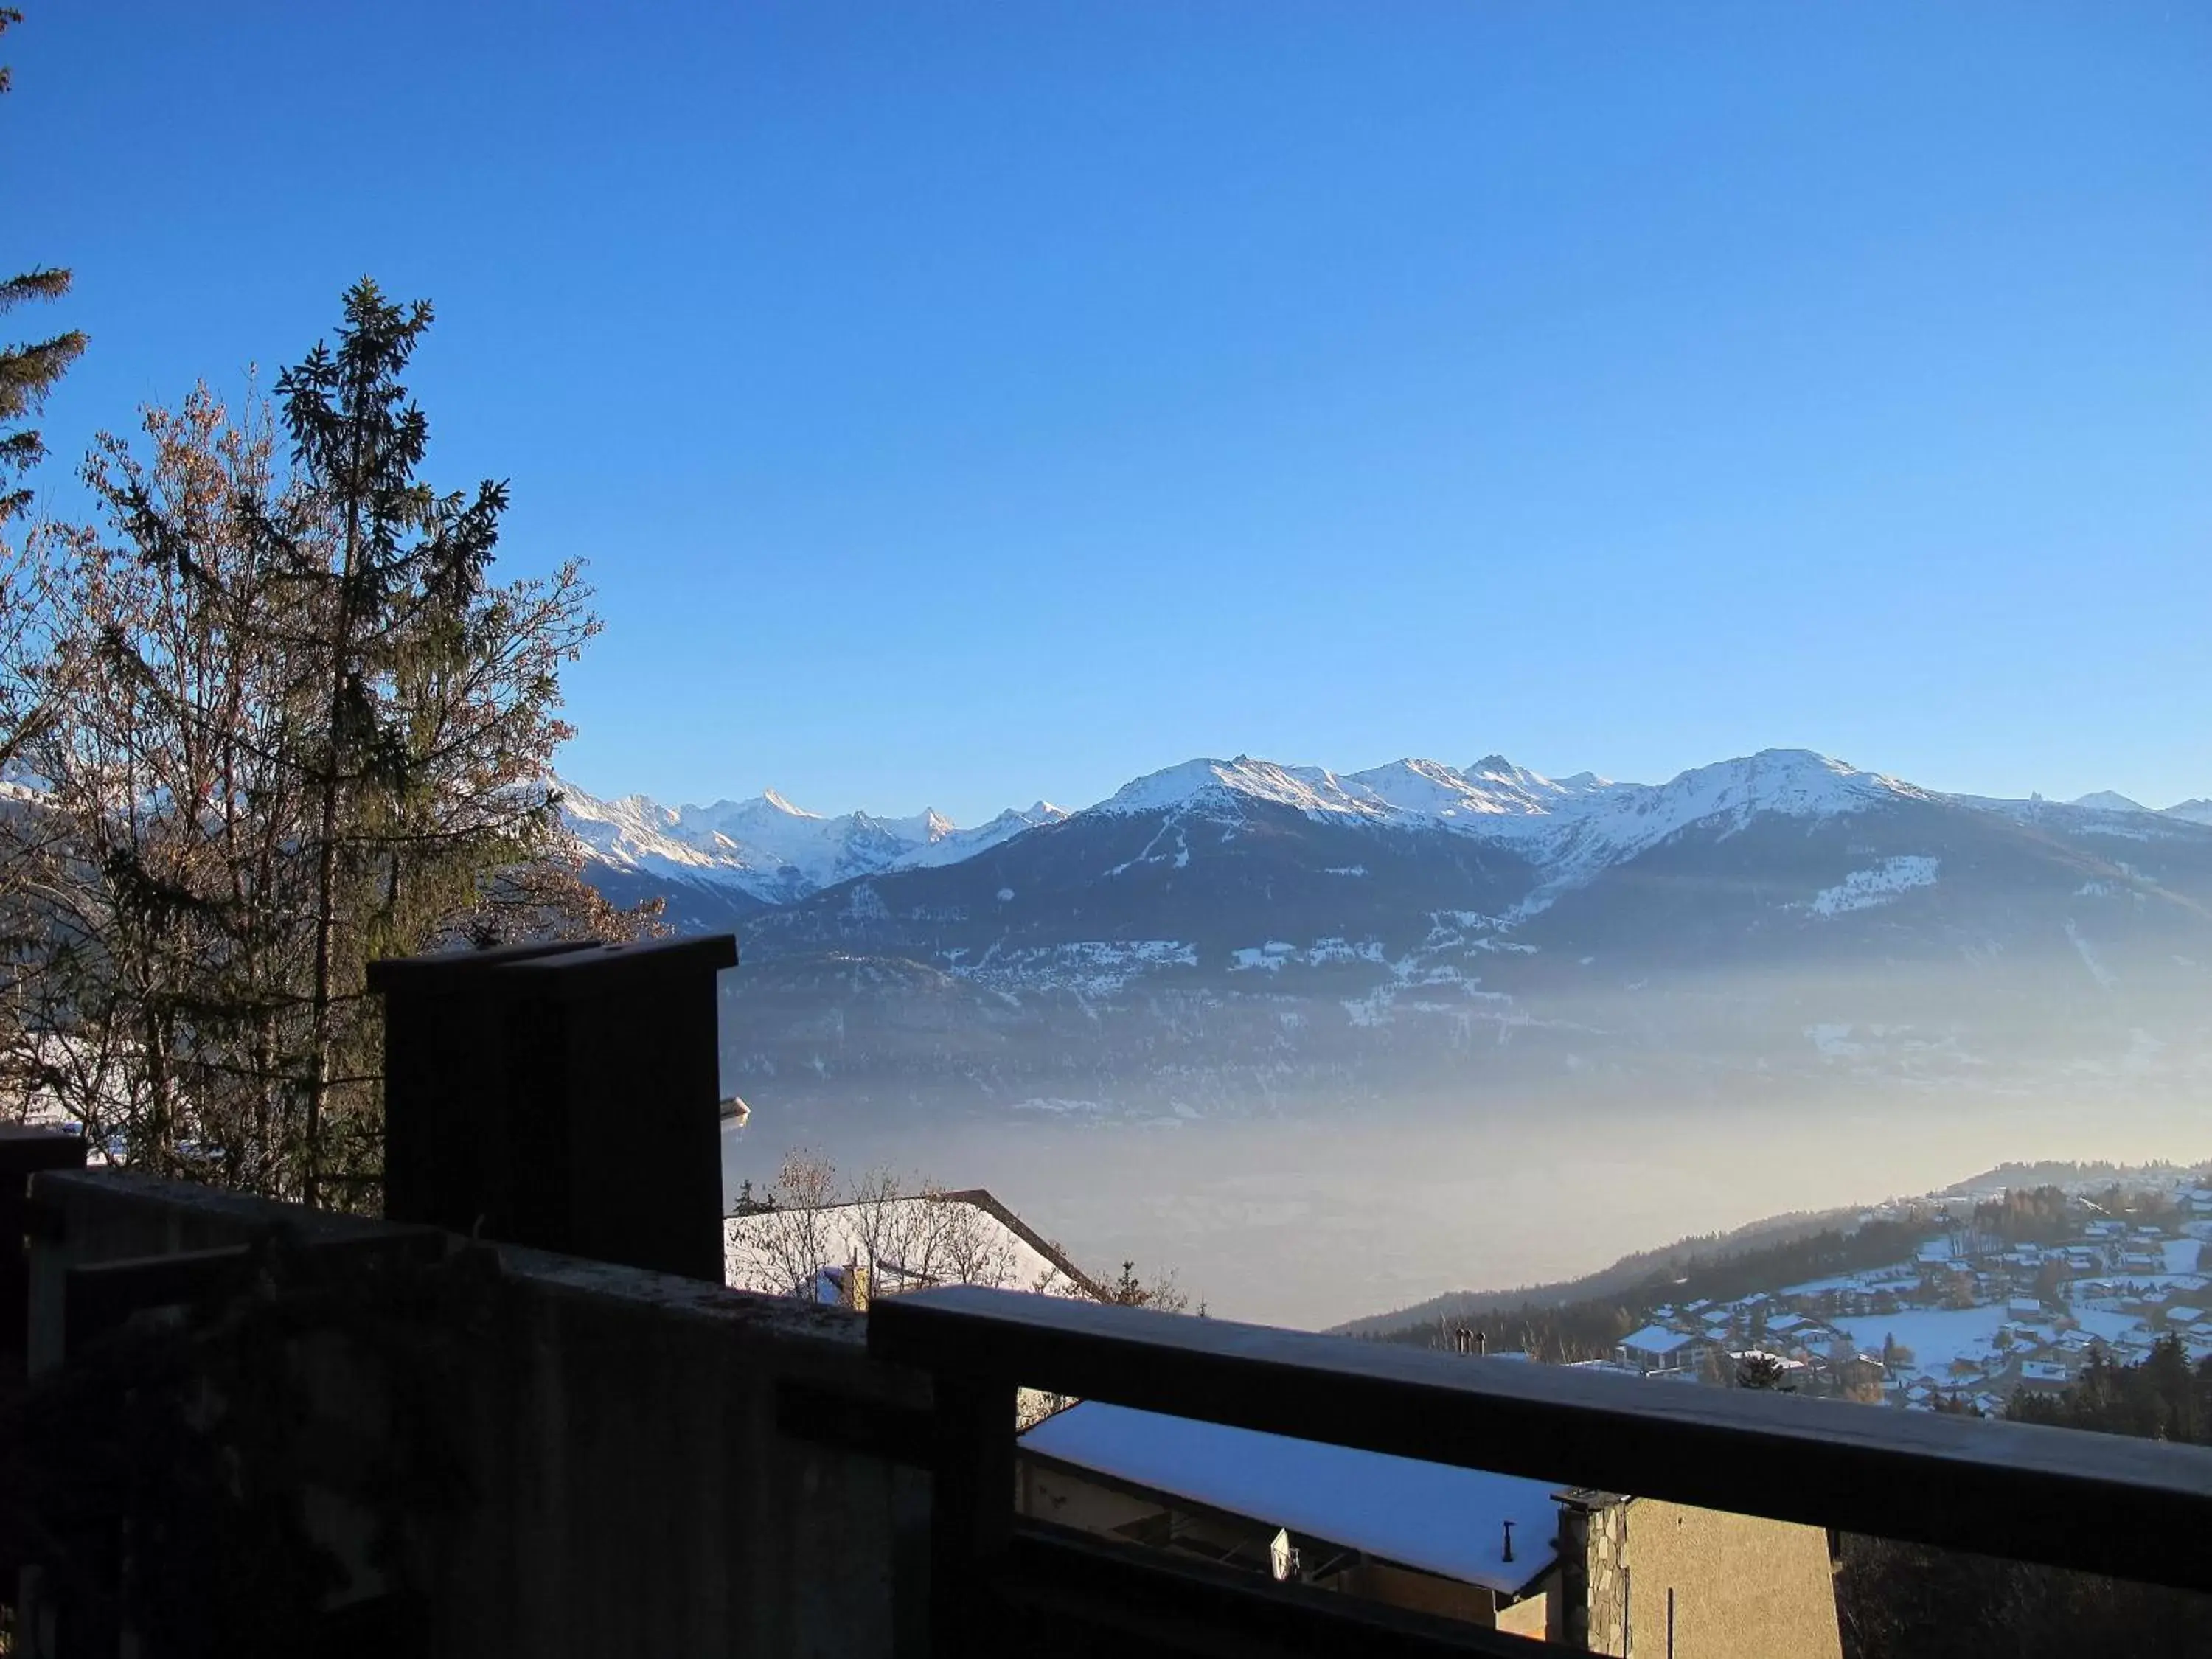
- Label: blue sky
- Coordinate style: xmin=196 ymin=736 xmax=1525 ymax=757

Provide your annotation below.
xmin=16 ymin=3 xmax=2211 ymax=822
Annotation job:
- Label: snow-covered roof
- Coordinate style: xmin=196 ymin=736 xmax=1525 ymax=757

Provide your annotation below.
xmin=1619 ymin=1325 xmax=1699 ymax=1354
xmin=725 ymin=1189 xmax=1099 ymax=1300
xmin=1020 ymin=1402 xmax=1559 ymax=1594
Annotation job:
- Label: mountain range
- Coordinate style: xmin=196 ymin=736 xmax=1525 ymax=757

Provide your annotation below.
xmin=557 ymin=751 xmax=2212 ymax=1124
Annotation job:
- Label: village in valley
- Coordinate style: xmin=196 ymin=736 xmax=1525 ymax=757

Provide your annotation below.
xmin=1577 ymin=1166 xmax=2212 ymax=1414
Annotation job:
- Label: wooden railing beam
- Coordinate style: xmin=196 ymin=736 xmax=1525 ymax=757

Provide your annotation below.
xmin=871 ymin=1284 xmax=2212 ymax=1593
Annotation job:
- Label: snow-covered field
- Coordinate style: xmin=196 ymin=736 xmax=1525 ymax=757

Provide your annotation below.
xmin=1830 ymin=1307 xmax=2008 ymax=1373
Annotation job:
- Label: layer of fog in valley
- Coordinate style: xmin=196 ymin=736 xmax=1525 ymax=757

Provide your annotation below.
xmin=720 ymin=1084 xmax=2212 ymax=1331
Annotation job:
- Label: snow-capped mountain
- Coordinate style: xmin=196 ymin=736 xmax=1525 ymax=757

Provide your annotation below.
xmin=566 ymin=748 xmax=2211 ymax=924
xmin=1090 ymin=754 xmax=1630 ymax=828
xmin=557 ymin=778 xmax=1066 ymax=908
xmin=560 ymin=748 xmax=2212 ymax=1126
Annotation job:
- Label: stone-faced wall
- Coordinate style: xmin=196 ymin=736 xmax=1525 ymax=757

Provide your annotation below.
xmin=1552 ymin=1490 xmax=1632 ymax=1654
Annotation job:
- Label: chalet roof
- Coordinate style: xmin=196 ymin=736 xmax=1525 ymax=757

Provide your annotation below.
xmin=1020 ymin=1402 xmax=1559 ymax=1596
xmin=724 ymin=1189 xmax=1104 ymax=1301
xmin=1619 ymin=1325 xmax=1699 ymax=1354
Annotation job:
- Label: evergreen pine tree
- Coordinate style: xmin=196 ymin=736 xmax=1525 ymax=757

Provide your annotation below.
xmin=18 ymin=284 xmax=651 ymax=1196
xmin=0 ymin=10 xmax=86 ymax=526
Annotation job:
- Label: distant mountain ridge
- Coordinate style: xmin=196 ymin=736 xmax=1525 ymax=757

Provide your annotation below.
xmin=555 ymin=748 xmax=2212 ymax=1124
xmin=561 ymin=748 xmax=2205 ymax=916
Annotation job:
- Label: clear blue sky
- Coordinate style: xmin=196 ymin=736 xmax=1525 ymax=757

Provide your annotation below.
xmin=17 ymin=3 xmax=2212 ymax=822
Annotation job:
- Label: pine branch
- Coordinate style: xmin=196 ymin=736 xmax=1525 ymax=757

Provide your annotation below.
xmin=0 ymin=267 xmax=73 ymax=313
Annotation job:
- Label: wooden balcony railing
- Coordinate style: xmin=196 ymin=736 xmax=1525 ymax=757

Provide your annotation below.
xmin=869 ymin=1284 xmax=2212 ymax=1658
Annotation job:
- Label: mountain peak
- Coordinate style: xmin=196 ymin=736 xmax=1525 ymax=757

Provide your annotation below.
xmin=2071 ymin=790 xmax=2146 ymax=814
xmin=1094 ymin=757 xmax=1394 ymax=822
xmin=1462 ymin=754 xmax=1579 ymax=799
xmin=757 ymin=788 xmax=818 ymax=819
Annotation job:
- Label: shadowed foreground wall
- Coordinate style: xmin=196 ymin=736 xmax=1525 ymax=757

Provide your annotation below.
xmin=25 ymin=1169 xmax=928 ymax=1659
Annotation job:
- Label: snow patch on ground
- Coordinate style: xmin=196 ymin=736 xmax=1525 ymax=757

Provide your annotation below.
xmin=959 ymin=940 xmax=1197 ymax=996
xmin=1806 ymin=855 xmax=1939 ymax=917
xmin=2065 ymin=920 xmax=2118 ymax=992
xmin=1304 ymin=937 xmax=1387 ymax=967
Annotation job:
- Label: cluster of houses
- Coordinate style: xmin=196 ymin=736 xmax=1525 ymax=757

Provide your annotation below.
xmin=1586 ymin=1178 xmax=2212 ymax=1415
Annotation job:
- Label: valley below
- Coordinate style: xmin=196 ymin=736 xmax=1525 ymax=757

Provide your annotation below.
xmin=717 ymin=1079 xmax=2212 ymax=1329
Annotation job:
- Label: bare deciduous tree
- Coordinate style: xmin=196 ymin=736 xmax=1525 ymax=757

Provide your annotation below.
xmin=725 ymin=1149 xmax=845 ymax=1298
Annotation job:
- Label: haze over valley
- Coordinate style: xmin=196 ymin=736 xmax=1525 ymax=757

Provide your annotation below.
xmin=560 ymin=745 xmax=2212 ymax=1325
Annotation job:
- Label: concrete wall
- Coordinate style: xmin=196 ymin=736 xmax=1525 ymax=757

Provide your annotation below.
xmin=1552 ymin=1489 xmax=1841 ymax=1658
xmin=1495 ymin=1589 xmax=1549 ymax=1641
xmin=1616 ymin=1498 xmax=1842 ymax=1659
xmin=26 ymin=1169 xmax=928 ymax=1659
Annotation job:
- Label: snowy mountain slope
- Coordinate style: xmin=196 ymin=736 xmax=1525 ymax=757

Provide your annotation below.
xmin=1093 ymin=757 xmax=1400 ymax=822
xmin=1956 ymin=790 xmax=2212 ymax=843
xmin=1085 ymin=748 xmax=1906 ymax=851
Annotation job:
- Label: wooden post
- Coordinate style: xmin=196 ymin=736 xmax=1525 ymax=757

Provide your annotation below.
xmin=0 ymin=1126 xmax=86 ymax=1384
xmin=928 ymin=1372 xmax=1016 ymax=1659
